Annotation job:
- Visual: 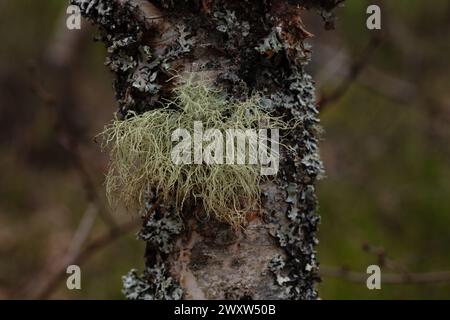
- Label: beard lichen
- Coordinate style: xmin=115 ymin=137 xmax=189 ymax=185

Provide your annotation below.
xmin=100 ymin=76 xmax=287 ymax=228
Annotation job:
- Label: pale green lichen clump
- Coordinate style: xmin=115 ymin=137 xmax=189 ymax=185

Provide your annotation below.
xmin=100 ymin=76 xmax=286 ymax=227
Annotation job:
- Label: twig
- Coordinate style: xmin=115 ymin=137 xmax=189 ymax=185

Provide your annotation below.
xmin=28 ymin=219 xmax=138 ymax=299
xmin=67 ymin=202 xmax=99 ymax=261
xmin=321 ymin=243 xmax=450 ymax=285
xmin=317 ymin=32 xmax=383 ymax=110
xmin=320 ymin=265 xmax=450 ymax=284
xmin=361 ymin=243 xmax=410 ymax=274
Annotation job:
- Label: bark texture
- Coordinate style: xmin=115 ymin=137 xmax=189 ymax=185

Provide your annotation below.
xmin=71 ymin=0 xmax=342 ymax=300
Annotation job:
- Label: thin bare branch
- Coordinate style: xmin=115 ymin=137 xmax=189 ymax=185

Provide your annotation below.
xmin=317 ymin=32 xmax=383 ymax=110
xmin=28 ymin=219 xmax=138 ymax=299
xmin=321 ymin=265 xmax=450 ymax=284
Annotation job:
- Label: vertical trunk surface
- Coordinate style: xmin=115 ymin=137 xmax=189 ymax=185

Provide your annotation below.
xmin=72 ymin=0 xmax=342 ymax=300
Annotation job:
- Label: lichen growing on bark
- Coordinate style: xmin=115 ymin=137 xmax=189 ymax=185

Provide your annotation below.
xmin=137 ymin=190 xmax=183 ymax=254
xmin=122 ymin=264 xmax=183 ymax=300
xmin=100 ymin=75 xmax=287 ymax=227
xmin=122 ymin=189 xmax=184 ymax=299
xmin=72 ymin=0 xmax=343 ymax=300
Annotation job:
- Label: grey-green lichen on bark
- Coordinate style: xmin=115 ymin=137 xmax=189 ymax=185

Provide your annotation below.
xmin=71 ymin=0 xmax=343 ymax=300
xmin=123 ymin=190 xmax=183 ymax=299
xmin=122 ymin=264 xmax=183 ymax=300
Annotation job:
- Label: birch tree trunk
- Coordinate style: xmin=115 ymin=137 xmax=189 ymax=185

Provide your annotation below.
xmin=71 ymin=0 xmax=342 ymax=300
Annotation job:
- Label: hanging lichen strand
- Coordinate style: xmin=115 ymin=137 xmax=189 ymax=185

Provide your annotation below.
xmin=100 ymin=77 xmax=289 ymax=228
xmin=71 ymin=0 xmax=342 ymax=300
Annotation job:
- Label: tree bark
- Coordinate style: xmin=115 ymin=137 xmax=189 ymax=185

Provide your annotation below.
xmin=71 ymin=0 xmax=342 ymax=300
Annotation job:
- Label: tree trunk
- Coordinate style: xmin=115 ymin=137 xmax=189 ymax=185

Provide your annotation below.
xmin=71 ymin=0 xmax=342 ymax=300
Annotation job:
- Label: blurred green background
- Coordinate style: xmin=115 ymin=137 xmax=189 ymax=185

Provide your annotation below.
xmin=0 ymin=0 xmax=449 ymax=299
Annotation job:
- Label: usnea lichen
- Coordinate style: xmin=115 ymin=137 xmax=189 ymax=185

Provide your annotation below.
xmin=101 ymin=76 xmax=287 ymax=227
